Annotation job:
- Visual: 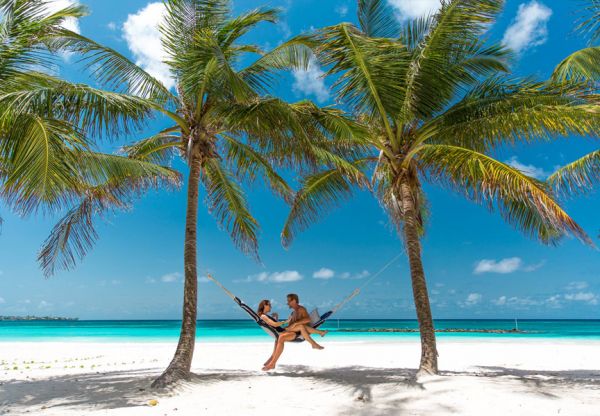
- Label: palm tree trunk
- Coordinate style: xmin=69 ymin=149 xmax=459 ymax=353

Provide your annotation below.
xmin=152 ymin=145 xmax=202 ymax=388
xmin=399 ymin=180 xmax=438 ymax=376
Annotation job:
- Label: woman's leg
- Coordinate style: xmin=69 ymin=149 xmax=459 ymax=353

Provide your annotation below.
xmin=299 ymin=325 xmax=324 ymax=350
xmin=263 ymin=332 xmax=296 ymax=370
xmin=264 ymin=340 xmax=277 ymax=366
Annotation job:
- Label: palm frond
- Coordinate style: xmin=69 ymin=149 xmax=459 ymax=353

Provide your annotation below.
xmin=552 ymin=46 xmax=600 ymax=82
xmin=357 ymin=0 xmax=400 ymax=38
xmin=415 ymin=144 xmax=593 ymax=245
xmin=201 ymin=157 xmax=259 ymax=256
xmin=240 ymin=35 xmax=315 ymax=94
xmin=281 ymin=160 xmax=370 ymax=247
xmin=398 ymin=0 xmax=504 ymax=121
xmin=121 ymin=132 xmax=182 ymax=165
xmin=0 ymin=71 xmax=155 ymax=137
xmin=548 ymin=149 xmax=600 ymax=198
xmin=220 ymin=134 xmax=293 ymax=203
xmin=49 ymin=30 xmax=175 ymax=102
xmin=423 ymin=78 xmax=600 ymax=151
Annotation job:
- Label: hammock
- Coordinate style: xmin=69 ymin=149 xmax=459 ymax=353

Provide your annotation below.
xmin=205 ymin=253 xmax=401 ymax=343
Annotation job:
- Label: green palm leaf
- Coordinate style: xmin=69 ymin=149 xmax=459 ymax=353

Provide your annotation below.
xmin=201 ymin=158 xmax=259 ymax=256
xmin=415 ymin=144 xmax=593 ymax=245
xmin=548 ymin=149 xmax=600 ymax=197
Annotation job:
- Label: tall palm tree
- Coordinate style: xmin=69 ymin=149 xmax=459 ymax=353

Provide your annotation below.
xmin=281 ymin=0 xmax=599 ymax=375
xmin=40 ymin=0 xmax=362 ymax=387
xmin=549 ymin=0 xmax=599 ymax=196
xmin=0 ymin=0 xmax=179 ymax=243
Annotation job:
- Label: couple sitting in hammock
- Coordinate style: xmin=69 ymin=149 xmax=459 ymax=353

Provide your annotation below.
xmin=257 ymin=293 xmax=328 ymax=371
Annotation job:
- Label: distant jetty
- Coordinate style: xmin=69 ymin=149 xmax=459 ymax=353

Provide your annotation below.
xmin=337 ymin=328 xmax=526 ymax=334
xmin=0 ymin=315 xmax=79 ymax=321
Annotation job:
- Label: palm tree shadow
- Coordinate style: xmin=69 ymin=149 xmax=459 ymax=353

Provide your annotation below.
xmin=1 ymin=368 xmax=259 ymax=413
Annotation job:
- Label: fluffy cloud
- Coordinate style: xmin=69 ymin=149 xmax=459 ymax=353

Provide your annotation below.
xmin=564 ymin=292 xmax=599 ymax=305
xmin=122 ymin=2 xmax=174 ymax=89
xmin=161 ymin=272 xmax=182 ymax=283
xmin=243 ymin=270 xmax=304 ymax=283
xmin=38 ymin=300 xmax=53 ymax=309
xmin=474 ymin=257 xmax=522 ymax=274
xmin=502 ymin=1 xmax=552 ymax=53
xmin=388 ymin=0 xmax=441 ymax=20
xmin=461 ymin=293 xmax=482 ymax=307
xmin=292 ymin=58 xmax=329 ymax=103
xmin=506 ymin=156 xmax=550 ymax=179
xmin=566 ymin=281 xmax=588 ymax=291
xmin=335 ymin=4 xmax=349 ymax=17
xmin=45 ymin=0 xmax=81 ymax=33
xmin=474 ymin=257 xmax=544 ymax=274
xmin=313 ymin=268 xmax=335 ymax=279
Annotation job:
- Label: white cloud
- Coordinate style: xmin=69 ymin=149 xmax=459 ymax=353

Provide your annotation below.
xmin=335 ymin=4 xmax=349 ymax=17
xmin=564 ymin=292 xmax=598 ymax=305
xmin=492 ymin=295 xmax=507 ymax=306
xmin=123 ymin=2 xmax=174 ymax=89
xmin=198 ymin=276 xmax=210 ymax=283
xmin=506 ymin=156 xmax=550 ymax=179
xmin=243 ymin=270 xmax=304 ymax=283
xmin=38 ymin=300 xmax=53 ymax=309
xmin=161 ymin=272 xmax=182 ymax=283
xmin=388 ymin=0 xmax=441 ymax=20
xmin=313 ymin=268 xmax=335 ymax=279
xmin=566 ymin=281 xmax=588 ymax=291
xmin=292 ymin=57 xmax=329 ymax=103
xmin=107 ymin=21 xmax=117 ymax=31
xmin=474 ymin=257 xmax=522 ymax=274
xmin=44 ymin=0 xmax=81 ymax=33
xmin=353 ymin=270 xmax=371 ymax=279
xmin=474 ymin=257 xmax=545 ymax=274
xmin=502 ymin=1 xmax=552 ymax=53
xmin=462 ymin=293 xmax=482 ymax=307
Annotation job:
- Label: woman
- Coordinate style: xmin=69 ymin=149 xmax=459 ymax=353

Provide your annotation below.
xmin=257 ymin=299 xmax=327 ymax=370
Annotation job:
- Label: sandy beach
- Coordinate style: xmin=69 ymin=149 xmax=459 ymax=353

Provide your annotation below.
xmin=1 ymin=338 xmax=599 ymax=415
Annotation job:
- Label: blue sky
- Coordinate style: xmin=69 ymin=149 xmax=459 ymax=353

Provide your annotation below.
xmin=0 ymin=0 xmax=598 ymax=320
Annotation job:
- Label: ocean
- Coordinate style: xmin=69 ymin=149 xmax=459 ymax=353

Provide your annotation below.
xmin=1 ymin=319 xmax=599 ymax=342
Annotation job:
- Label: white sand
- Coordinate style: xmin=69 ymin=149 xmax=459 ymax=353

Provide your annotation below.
xmin=1 ymin=338 xmax=600 ymax=415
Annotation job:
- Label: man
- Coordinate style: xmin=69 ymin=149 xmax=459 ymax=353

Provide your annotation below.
xmin=262 ymin=293 xmax=327 ymax=371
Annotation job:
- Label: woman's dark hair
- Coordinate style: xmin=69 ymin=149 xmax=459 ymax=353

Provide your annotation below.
xmin=257 ymin=299 xmax=270 ymax=315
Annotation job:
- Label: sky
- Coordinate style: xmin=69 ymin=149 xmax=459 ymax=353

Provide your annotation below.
xmin=0 ymin=0 xmax=599 ymax=320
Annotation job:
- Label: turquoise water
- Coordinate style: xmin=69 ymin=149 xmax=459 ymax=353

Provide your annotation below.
xmin=0 ymin=320 xmax=599 ymax=342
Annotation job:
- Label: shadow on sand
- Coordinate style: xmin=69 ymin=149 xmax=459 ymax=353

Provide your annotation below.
xmin=1 ymin=365 xmax=598 ymax=414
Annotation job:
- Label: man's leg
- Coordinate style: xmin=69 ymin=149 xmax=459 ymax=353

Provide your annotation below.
xmin=306 ymin=326 xmax=328 ymax=337
xmin=298 ymin=325 xmax=324 ymax=349
xmin=264 ymin=332 xmax=296 ymax=370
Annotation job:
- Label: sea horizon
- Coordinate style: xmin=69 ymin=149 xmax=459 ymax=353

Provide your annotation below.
xmin=2 ymin=319 xmax=599 ymax=342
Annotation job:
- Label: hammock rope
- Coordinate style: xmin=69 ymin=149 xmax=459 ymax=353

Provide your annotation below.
xmin=205 ymin=252 xmax=402 ymax=340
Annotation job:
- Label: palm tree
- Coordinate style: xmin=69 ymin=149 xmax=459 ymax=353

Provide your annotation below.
xmin=39 ymin=0 xmax=362 ymax=387
xmin=281 ymin=0 xmax=599 ymax=375
xmin=0 ymin=0 xmax=179 ymax=244
xmin=549 ymin=0 xmax=599 ymax=196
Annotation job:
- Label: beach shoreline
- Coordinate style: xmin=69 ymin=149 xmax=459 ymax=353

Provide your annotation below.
xmin=2 ymin=338 xmax=599 ymax=415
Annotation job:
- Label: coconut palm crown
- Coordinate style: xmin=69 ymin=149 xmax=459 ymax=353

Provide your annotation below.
xmin=0 ymin=0 xmax=180 ymax=260
xmin=39 ymin=0 xmax=364 ymax=387
xmin=281 ymin=0 xmax=599 ymax=375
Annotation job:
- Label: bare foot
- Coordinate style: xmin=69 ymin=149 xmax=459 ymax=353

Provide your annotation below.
xmin=262 ymin=363 xmax=275 ymax=371
xmin=320 ymin=330 xmax=329 ymax=337
xmin=312 ymin=344 xmax=324 ymax=350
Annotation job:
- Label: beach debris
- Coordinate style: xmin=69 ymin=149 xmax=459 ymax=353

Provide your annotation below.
xmin=148 ymin=399 xmax=159 ymax=406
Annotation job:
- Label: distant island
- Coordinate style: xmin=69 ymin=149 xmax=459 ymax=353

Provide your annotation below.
xmin=0 ymin=316 xmax=79 ymax=321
